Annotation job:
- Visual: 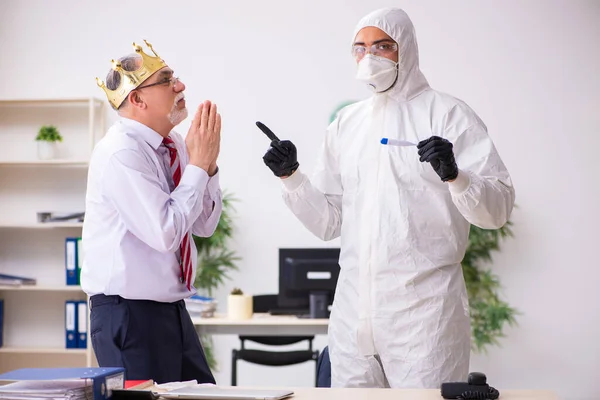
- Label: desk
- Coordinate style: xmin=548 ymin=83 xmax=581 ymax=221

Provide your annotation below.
xmin=286 ymin=388 xmax=558 ymax=399
xmin=191 ymin=313 xmax=329 ymax=336
xmin=287 ymin=388 xmax=558 ymax=400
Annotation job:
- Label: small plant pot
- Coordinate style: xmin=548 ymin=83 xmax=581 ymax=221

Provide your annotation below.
xmin=37 ymin=141 xmax=58 ymax=160
xmin=228 ymin=294 xmax=253 ymax=320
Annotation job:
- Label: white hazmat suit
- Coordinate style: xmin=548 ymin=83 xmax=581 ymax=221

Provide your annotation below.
xmin=278 ymin=8 xmax=515 ymax=388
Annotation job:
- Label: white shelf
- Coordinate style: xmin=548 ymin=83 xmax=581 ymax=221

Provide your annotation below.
xmin=0 ymin=222 xmax=83 ymax=229
xmin=0 ymin=98 xmax=104 ymax=107
xmin=0 ymin=159 xmax=89 ymax=166
xmin=0 ymin=347 xmax=87 ymax=355
xmin=0 ymin=285 xmax=83 ymax=292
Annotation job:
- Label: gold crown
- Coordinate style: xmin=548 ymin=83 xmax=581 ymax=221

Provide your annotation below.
xmin=96 ymin=39 xmax=168 ymax=109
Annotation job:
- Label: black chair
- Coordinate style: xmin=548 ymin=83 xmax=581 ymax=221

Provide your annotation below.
xmin=231 ymin=294 xmax=320 ymax=386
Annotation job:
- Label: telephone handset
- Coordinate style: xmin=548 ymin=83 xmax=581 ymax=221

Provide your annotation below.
xmin=440 ymin=372 xmax=500 ymax=399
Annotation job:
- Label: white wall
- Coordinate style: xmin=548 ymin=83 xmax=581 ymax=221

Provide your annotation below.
xmin=1 ymin=0 xmax=599 ymax=398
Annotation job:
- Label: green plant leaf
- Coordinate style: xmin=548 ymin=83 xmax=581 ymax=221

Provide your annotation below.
xmin=193 ymin=191 xmax=241 ymax=370
xmin=200 ymin=334 xmax=218 ymax=371
xmin=36 ymin=125 xmax=63 ymax=142
xmin=463 ymin=220 xmax=519 ymax=352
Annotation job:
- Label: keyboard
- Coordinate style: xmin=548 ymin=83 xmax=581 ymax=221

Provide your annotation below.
xmin=268 ymin=308 xmax=309 ymax=316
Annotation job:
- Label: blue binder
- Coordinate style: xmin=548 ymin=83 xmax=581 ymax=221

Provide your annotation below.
xmin=76 ymin=237 xmax=83 ymax=284
xmin=65 ymin=300 xmax=77 ymax=349
xmin=76 ymin=300 xmax=87 ymax=349
xmin=65 ymin=237 xmax=78 ymax=285
xmin=0 ymin=299 xmax=3 ymax=348
xmin=0 ymin=367 xmax=125 ymax=400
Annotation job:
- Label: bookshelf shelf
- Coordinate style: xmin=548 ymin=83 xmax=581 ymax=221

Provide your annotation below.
xmin=0 ymin=160 xmax=89 ymax=166
xmin=0 ymin=98 xmax=104 ymax=107
xmin=0 ymin=285 xmax=83 ymax=292
xmin=0 ymin=347 xmax=87 ymax=355
xmin=0 ymin=223 xmax=83 ymax=229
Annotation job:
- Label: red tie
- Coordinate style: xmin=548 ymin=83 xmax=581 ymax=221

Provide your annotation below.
xmin=163 ymin=136 xmax=193 ymax=291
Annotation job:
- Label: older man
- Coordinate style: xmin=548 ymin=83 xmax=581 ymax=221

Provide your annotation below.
xmin=260 ymin=8 xmax=515 ymax=388
xmin=81 ymin=40 xmax=221 ymax=384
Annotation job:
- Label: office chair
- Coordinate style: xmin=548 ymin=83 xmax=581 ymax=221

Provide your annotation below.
xmin=231 ymin=294 xmax=320 ymax=386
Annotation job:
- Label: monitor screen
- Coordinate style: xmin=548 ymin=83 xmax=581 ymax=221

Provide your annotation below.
xmin=278 ymin=248 xmax=341 ymax=310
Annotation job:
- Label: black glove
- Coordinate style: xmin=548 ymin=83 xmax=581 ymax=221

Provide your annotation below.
xmin=256 ymin=121 xmax=299 ymax=177
xmin=417 ymin=136 xmax=458 ymax=182
xmin=263 ymin=139 xmax=299 ymax=177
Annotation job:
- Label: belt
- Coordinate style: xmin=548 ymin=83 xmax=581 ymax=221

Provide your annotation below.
xmin=89 ymin=294 xmax=121 ymax=310
xmin=89 ymin=294 xmax=185 ymax=309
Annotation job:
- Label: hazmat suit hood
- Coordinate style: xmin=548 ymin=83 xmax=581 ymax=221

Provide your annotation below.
xmin=352 ymin=8 xmax=430 ymax=102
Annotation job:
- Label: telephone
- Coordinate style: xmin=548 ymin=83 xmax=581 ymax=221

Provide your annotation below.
xmin=440 ymin=372 xmax=500 ymax=399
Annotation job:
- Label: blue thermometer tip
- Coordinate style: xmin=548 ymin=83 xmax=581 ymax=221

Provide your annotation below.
xmin=380 ymin=138 xmax=389 ymax=145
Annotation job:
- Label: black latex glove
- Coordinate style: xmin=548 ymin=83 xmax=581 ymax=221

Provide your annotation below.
xmin=257 ymin=121 xmax=299 ymax=177
xmin=417 ymin=136 xmax=459 ymax=182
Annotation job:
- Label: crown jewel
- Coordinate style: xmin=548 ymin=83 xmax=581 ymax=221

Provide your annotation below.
xmin=96 ymin=40 xmax=168 ymax=109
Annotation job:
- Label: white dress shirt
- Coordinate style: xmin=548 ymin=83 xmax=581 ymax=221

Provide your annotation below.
xmin=81 ymin=117 xmax=222 ymax=302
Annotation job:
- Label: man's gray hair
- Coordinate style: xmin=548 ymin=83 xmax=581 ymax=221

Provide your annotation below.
xmin=105 ymin=53 xmax=142 ymax=110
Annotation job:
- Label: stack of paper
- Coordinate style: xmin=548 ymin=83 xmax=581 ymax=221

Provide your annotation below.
xmin=0 ymin=367 xmax=125 ymax=400
xmin=0 ymin=273 xmax=36 ymax=286
xmin=0 ymin=379 xmax=92 ymax=400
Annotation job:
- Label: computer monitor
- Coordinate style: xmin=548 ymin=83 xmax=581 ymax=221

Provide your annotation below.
xmin=278 ymin=248 xmax=341 ymax=313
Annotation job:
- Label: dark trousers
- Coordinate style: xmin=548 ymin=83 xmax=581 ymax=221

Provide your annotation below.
xmin=316 ymin=345 xmax=331 ymax=387
xmin=90 ymin=294 xmax=215 ymax=384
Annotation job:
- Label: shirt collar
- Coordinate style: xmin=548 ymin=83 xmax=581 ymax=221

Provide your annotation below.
xmin=118 ymin=117 xmax=166 ymax=150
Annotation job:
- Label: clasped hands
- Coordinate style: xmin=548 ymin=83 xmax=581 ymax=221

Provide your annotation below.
xmin=185 ymin=100 xmax=221 ymax=176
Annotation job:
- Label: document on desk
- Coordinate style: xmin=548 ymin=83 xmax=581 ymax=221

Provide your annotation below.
xmin=161 ymin=385 xmax=294 ymax=400
xmin=0 ymin=379 xmax=92 ymax=399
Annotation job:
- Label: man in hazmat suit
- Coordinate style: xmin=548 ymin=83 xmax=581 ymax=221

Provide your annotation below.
xmin=259 ymin=7 xmax=515 ymax=388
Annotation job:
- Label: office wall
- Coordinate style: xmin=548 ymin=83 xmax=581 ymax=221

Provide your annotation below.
xmin=1 ymin=0 xmax=599 ymax=399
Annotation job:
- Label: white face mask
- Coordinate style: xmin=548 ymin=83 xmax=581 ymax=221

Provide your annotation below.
xmin=355 ymin=54 xmax=398 ymax=93
xmin=168 ymin=92 xmax=188 ymax=126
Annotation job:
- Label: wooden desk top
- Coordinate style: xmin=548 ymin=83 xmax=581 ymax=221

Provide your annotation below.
xmin=191 ymin=313 xmax=329 ymax=326
xmin=287 ymin=388 xmax=558 ymax=399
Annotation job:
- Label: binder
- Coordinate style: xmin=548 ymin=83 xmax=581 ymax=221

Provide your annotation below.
xmin=65 ymin=300 xmax=77 ymax=349
xmin=0 ymin=299 xmax=3 ymax=348
xmin=76 ymin=300 xmax=87 ymax=349
xmin=65 ymin=237 xmax=78 ymax=285
xmin=76 ymin=237 xmax=83 ymax=285
xmin=0 ymin=367 xmax=125 ymax=400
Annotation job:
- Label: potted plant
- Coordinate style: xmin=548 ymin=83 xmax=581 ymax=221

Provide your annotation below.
xmin=35 ymin=125 xmax=63 ymax=160
xmin=193 ymin=191 xmax=240 ymax=370
xmin=227 ymin=287 xmax=253 ymax=320
xmin=463 ymin=221 xmax=518 ymax=352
